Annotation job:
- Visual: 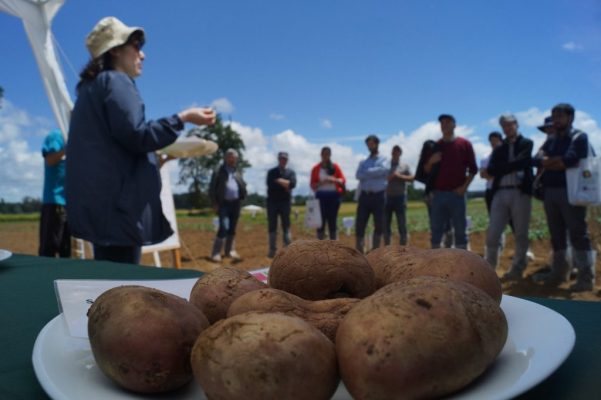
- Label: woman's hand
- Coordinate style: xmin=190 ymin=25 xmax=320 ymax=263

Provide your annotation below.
xmin=178 ymin=107 xmax=216 ymax=126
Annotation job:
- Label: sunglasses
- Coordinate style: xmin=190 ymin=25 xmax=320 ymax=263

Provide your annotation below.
xmin=128 ymin=40 xmax=144 ymax=52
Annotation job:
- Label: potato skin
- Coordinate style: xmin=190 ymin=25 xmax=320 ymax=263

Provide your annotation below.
xmin=191 ymin=312 xmax=339 ymax=400
xmin=365 ymin=245 xmax=425 ymax=288
xmin=87 ymin=285 xmax=209 ymax=393
xmin=336 ymin=276 xmax=508 ymax=400
xmin=269 ymin=239 xmax=376 ymax=300
xmin=227 ymin=288 xmax=359 ymax=341
xmin=189 ymin=266 xmax=267 ymax=324
xmin=367 ymin=246 xmax=502 ymax=303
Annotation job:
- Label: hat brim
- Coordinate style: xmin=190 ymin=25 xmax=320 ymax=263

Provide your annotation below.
xmin=537 ymin=124 xmax=553 ymax=133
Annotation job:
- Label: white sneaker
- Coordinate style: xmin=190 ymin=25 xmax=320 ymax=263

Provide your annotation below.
xmin=227 ymin=250 xmax=242 ymax=261
xmin=527 ymin=251 xmax=535 ymax=261
xmin=210 ymin=254 xmax=222 ymax=262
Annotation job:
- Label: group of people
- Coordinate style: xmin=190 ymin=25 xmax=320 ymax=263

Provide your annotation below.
xmin=207 ymin=149 xmax=297 ymax=261
xmin=478 ymin=104 xmax=595 ymax=292
xmin=38 ymin=17 xmax=596 ymax=292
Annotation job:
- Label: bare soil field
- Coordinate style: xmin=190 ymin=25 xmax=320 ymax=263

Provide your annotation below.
xmin=2 ymin=213 xmax=600 ymax=302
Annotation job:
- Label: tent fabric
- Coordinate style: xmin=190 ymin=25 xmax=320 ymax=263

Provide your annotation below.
xmin=0 ymin=0 xmax=72 ymax=138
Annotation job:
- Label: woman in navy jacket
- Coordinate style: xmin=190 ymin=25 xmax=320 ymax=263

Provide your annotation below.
xmin=66 ymin=17 xmax=215 ymax=263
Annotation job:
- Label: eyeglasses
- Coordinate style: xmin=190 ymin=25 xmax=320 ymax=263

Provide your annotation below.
xmin=128 ymin=40 xmax=144 ymax=52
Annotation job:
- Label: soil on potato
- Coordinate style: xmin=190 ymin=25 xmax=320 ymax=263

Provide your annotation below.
xmin=2 ymin=216 xmax=600 ymax=302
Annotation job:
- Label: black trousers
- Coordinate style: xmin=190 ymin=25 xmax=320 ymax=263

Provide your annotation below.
xmin=38 ymin=204 xmax=71 ymax=258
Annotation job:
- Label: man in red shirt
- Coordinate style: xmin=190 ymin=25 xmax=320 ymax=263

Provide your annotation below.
xmin=424 ymin=114 xmax=478 ymax=249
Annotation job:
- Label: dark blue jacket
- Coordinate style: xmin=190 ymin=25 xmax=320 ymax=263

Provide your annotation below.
xmin=266 ymin=166 xmax=297 ymax=201
xmin=66 ymin=71 xmax=183 ymax=246
xmin=487 ymin=134 xmax=534 ymax=196
xmin=533 ymin=129 xmax=590 ymax=188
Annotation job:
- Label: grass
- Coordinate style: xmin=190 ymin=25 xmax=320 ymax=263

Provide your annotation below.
xmin=0 ymin=200 xmax=579 ymax=241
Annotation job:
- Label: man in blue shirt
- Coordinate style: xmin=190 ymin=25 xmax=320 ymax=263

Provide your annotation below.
xmin=355 ymin=135 xmax=388 ymax=253
xmin=39 ymin=130 xmax=70 ymax=258
xmin=208 ymin=149 xmax=247 ymax=262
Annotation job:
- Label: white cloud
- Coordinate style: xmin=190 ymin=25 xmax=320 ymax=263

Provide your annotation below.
xmin=0 ymin=100 xmax=51 ymax=202
xmin=320 ymin=118 xmax=333 ymax=129
xmin=210 ymin=97 xmax=234 ymax=114
xmin=562 ymin=41 xmax=584 ymax=52
xmin=269 ymin=113 xmax=285 ymax=121
xmin=3 ymin=100 xmax=600 ymax=203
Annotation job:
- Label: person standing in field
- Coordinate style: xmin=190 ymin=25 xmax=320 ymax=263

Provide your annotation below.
xmin=266 ymin=151 xmax=297 ymax=257
xmin=39 ymin=129 xmax=71 ymax=258
xmin=310 ymin=146 xmax=346 ymax=240
xmin=66 ymin=17 xmax=215 ymax=264
xmin=480 ymin=131 xmax=503 ymax=213
xmin=533 ymin=103 xmax=596 ymax=292
xmin=424 ymin=114 xmax=478 ymax=250
xmin=384 ymin=145 xmax=413 ymax=246
xmin=415 ymin=139 xmax=454 ymax=247
xmin=208 ymin=149 xmax=247 ymax=262
xmin=484 ymin=114 xmax=534 ymax=280
xmin=355 ymin=134 xmax=388 ymax=253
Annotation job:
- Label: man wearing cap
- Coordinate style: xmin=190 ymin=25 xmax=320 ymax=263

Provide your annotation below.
xmin=533 ymin=103 xmax=595 ymax=291
xmin=485 ymin=115 xmax=534 ymax=280
xmin=66 ymin=17 xmax=215 ymax=263
xmin=355 ymin=134 xmax=389 ymax=253
xmin=208 ymin=149 xmax=247 ymax=262
xmin=266 ymin=151 xmax=297 ymax=258
xmin=424 ymin=114 xmax=478 ymax=250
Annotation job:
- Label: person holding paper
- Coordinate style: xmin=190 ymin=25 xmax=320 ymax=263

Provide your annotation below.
xmin=66 ymin=17 xmax=215 ymax=264
xmin=310 ymin=146 xmax=346 ymax=240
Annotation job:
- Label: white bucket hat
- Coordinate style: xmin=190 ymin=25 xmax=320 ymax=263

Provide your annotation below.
xmin=86 ymin=16 xmax=144 ymax=59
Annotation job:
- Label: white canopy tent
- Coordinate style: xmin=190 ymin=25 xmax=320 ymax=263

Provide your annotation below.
xmin=1 ymin=0 xmax=182 ymax=266
xmin=0 ymin=0 xmax=72 ymax=138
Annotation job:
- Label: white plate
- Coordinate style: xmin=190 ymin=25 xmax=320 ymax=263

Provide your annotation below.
xmin=0 ymin=249 xmax=12 ymax=262
xmin=32 ymin=295 xmax=575 ymax=400
xmin=159 ymin=137 xmax=218 ymax=158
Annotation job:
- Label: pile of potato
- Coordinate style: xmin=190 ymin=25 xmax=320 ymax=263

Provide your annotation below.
xmin=87 ymin=240 xmax=507 ymax=399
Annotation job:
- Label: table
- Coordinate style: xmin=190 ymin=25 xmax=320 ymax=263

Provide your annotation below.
xmin=1 ymin=254 xmax=600 ymax=399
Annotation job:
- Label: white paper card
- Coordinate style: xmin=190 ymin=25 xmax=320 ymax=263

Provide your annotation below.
xmin=54 ymin=278 xmax=199 ymax=339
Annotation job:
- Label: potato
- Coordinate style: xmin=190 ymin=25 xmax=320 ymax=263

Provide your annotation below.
xmin=364 ymin=245 xmax=425 ymax=288
xmin=366 ymin=246 xmax=502 ymax=303
xmin=191 ymin=312 xmax=339 ymax=400
xmin=268 ymin=239 xmax=376 ymax=300
xmin=87 ymin=285 xmax=209 ymax=393
xmin=189 ymin=266 xmax=267 ymax=324
xmin=227 ymin=288 xmax=359 ymax=341
xmin=336 ymin=276 xmax=508 ymax=400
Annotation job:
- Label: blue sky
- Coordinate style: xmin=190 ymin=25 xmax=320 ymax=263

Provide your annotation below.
xmin=1 ymin=0 xmax=600 ymax=202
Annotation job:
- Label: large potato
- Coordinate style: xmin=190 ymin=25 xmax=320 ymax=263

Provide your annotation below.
xmin=87 ymin=285 xmax=209 ymax=393
xmin=366 ymin=246 xmax=502 ymax=303
xmin=269 ymin=239 xmax=376 ymax=300
xmin=189 ymin=266 xmax=267 ymax=324
xmin=336 ymin=276 xmax=508 ymax=400
xmin=191 ymin=312 xmax=339 ymax=400
xmin=227 ymin=288 xmax=359 ymax=341
xmin=364 ymin=245 xmax=425 ymax=288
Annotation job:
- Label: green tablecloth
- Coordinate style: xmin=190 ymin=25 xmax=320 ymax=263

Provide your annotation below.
xmin=1 ymin=254 xmax=600 ymax=399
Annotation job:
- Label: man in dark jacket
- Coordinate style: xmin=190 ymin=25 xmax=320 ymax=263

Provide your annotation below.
xmin=266 ymin=151 xmax=297 ymax=257
xmin=533 ymin=103 xmax=595 ymax=292
xmin=485 ymin=114 xmax=534 ymax=280
xmin=208 ymin=148 xmax=247 ymax=262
